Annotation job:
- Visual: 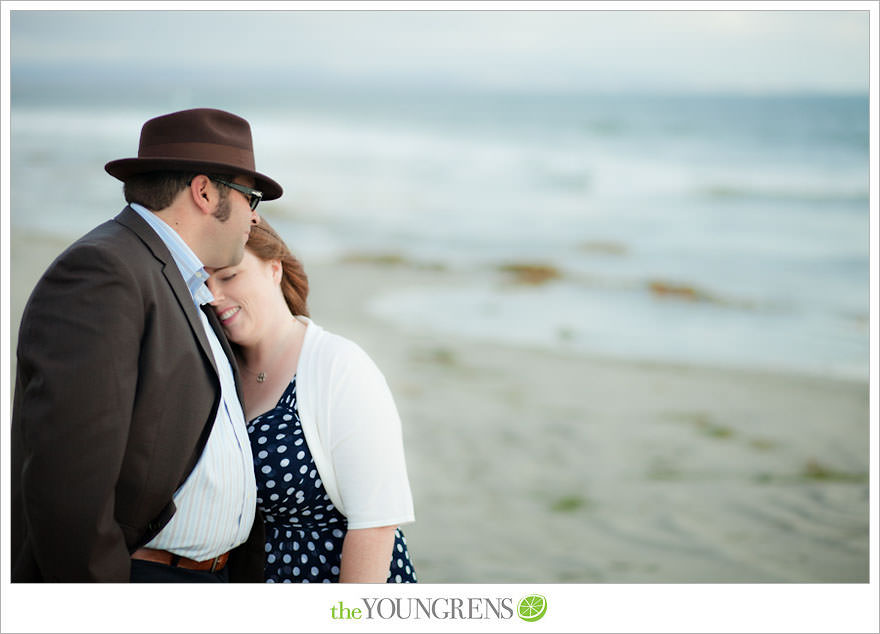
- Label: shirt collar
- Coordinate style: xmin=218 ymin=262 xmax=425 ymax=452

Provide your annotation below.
xmin=129 ymin=203 xmax=215 ymax=306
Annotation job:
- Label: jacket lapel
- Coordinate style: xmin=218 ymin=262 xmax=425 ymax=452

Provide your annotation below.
xmin=201 ymin=304 xmax=246 ymax=406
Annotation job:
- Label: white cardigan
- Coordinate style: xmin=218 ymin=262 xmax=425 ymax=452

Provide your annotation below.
xmin=293 ymin=317 xmax=415 ymax=530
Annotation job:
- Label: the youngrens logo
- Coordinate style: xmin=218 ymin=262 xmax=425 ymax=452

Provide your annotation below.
xmin=330 ymin=595 xmax=547 ymax=622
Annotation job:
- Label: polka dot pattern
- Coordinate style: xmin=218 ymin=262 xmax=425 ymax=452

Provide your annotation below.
xmin=249 ymin=376 xmax=417 ymax=583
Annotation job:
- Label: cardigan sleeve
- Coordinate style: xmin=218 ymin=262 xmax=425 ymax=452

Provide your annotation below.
xmin=321 ymin=337 xmax=415 ymax=530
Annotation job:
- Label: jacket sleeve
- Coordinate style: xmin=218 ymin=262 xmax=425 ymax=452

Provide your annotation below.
xmin=324 ymin=341 xmax=415 ymax=530
xmin=15 ymin=243 xmax=143 ymax=581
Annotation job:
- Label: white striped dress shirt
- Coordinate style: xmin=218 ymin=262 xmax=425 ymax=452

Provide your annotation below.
xmin=130 ymin=203 xmax=256 ymax=561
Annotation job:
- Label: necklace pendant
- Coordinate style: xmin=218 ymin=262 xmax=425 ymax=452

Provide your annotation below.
xmin=256 ymin=372 xmax=266 ymax=383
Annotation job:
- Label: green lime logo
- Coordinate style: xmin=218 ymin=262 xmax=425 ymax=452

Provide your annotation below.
xmin=517 ymin=594 xmax=547 ymax=622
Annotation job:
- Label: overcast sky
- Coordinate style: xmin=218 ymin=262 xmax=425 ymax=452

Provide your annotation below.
xmin=7 ymin=6 xmax=872 ymax=94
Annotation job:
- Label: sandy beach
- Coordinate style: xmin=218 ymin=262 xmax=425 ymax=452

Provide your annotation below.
xmin=9 ymin=228 xmax=870 ymax=583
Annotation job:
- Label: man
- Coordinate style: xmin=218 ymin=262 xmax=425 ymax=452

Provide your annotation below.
xmin=11 ymin=108 xmax=282 ymax=582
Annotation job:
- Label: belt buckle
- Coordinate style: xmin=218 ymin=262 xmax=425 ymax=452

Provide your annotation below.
xmin=209 ymin=556 xmax=220 ymax=573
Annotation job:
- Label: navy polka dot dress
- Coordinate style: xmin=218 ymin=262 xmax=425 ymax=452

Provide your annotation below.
xmin=248 ymin=375 xmax=417 ymax=583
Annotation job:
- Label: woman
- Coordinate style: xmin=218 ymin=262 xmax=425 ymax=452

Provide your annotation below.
xmin=206 ymin=220 xmax=417 ymax=583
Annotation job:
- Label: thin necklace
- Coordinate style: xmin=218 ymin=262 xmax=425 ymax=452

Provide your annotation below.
xmin=240 ymin=346 xmax=285 ymax=383
xmin=240 ymin=361 xmax=271 ymax=383
xmin=239 ymin=319 xmax=299 ymax=384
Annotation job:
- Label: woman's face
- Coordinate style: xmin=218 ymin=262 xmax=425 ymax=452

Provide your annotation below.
xmin=206 ymin=248 xmax=280 ymax=346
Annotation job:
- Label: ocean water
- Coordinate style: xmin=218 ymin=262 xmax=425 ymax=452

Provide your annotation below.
xmin=9 ymin=88 xmax=870 ymax=380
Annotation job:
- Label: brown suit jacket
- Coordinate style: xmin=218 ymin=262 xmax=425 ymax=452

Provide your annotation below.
xmin=11 ymin=206 xmax=264 ymax=582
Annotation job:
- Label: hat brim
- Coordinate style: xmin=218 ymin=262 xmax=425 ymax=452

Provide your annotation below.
xmin=105 ymin=157 xmax=283 ymax=201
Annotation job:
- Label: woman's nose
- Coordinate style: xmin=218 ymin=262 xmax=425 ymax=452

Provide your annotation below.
xmin=206 ymin=283 xmax=224 ymax=304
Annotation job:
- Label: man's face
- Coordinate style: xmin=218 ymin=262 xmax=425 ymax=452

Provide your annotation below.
xmin=205 ymin=176 xmax=260 ymax=268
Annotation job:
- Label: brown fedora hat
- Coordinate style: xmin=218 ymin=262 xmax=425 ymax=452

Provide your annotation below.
xmin=105 ymin=108 xmax=283 ymax=200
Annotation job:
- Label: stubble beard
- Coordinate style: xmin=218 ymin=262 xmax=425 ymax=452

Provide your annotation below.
xmin=211 ymin=194 xmax=248 ymax=268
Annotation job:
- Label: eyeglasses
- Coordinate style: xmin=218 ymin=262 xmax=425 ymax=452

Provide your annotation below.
xmin=212 ymin=178 xmax=263 ymax=211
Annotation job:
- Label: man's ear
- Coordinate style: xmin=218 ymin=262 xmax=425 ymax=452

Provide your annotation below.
xmin=188 ymin=174 xmax=215 ymax=215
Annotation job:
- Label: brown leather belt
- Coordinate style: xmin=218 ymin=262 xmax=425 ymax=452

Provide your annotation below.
xmin=131 ymin=547 xmax=230 ymax=573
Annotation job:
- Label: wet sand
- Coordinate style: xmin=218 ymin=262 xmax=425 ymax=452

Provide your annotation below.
xmin=9 ymin=228 xmax=870 ymax=582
